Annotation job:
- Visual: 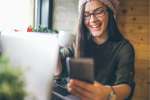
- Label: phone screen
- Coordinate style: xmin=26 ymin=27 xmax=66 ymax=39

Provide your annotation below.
xmin=66 ymin=57 xmax=94 ymax=83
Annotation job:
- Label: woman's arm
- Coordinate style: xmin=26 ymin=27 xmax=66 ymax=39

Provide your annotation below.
xmin=110 ymin=84 xmax=131 ymax=100
xmin=67 ymin=79 xmax=131 ymax=100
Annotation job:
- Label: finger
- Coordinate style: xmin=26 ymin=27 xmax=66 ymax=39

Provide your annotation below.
xmin=81 ymin=96 xmax=93 ymax=100
xmin=70 ymin=84 xmax=94 ymax=99
xmin=70 ymin=89 xmax=92 ymax=100
xmin=71 ymin=89 xmax=93 ymax=100
xmin=73 ymin=80 xmax=94 ymax=92
xmin=67 ymin=82 xmax=73 ymax=92
xmin=94 ymin=81 xmax=104 ymax=87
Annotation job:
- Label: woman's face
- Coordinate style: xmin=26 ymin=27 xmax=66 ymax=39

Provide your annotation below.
xmin=84 ymin=0 xmax=109 ymax=38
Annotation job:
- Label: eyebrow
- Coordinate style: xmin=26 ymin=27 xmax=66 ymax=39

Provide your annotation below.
xmin=84 ymin=7 xmax=106 ymax=13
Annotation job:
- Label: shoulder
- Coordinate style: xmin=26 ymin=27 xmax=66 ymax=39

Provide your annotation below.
xmin=111 ymin=38 xmax=134 ymax=53
xmin=119 ymin=39 xmax=134 ymax=52
xmin=108 ymin=38 xmax=135 ymax=59
xmin=114 ymin=39 xmax=135 ymax=58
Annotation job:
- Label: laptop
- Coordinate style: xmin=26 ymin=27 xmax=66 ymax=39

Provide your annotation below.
xmin=0 ymin=31 xmax=59 ymax=100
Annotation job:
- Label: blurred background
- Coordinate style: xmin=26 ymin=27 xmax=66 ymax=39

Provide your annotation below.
xmin=0 ymin=0 xmax=149 ymax=99
xmin=117 ymin=0 xmax=149 ymax=100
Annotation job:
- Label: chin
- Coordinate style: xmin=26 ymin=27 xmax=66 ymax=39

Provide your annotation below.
xmin=91 ymin=31 xmax=103 ymax=37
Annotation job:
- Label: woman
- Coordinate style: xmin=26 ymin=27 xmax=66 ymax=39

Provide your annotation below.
xmin=56 ymin=0 xmax=135 ymax=100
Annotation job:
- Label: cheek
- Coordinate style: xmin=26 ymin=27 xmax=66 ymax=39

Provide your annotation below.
xmin=102 ymin=15 xmax=109 ymax=28
xmin=84 ymin=21 xmax=89 ymax=28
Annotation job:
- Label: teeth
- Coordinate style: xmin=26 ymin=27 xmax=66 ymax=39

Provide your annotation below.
xmin=92 ymin=25 xmax=99 ymax=28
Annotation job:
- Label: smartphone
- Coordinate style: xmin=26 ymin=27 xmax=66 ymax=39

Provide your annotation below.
xmin=66 ymin=57 xmax=94 ymax=84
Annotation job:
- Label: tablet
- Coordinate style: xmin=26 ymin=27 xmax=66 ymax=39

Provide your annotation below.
xmin=66 ymin=57 xmax=94 ymax=83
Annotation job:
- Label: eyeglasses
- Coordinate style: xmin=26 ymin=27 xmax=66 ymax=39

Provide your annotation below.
xmin=84 ymin=7 xmax=108 ymax=21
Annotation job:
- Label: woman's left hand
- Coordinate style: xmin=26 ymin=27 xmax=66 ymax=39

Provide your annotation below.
xmin=67 ymin=79 xmax=111 ymax=100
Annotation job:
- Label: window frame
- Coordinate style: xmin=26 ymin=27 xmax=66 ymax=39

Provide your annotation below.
xmin=34 ymin=0 xmax=53 ymax=30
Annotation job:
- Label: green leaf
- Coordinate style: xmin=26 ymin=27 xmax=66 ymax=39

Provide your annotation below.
xmin=0 ymin=55 xmax=26 ymax=100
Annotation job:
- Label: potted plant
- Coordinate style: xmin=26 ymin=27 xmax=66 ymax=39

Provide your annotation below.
xmin=0 ymin=55 xmax=26 ymax=100
xmin=27 ymin=25 xmax=58 ymax=33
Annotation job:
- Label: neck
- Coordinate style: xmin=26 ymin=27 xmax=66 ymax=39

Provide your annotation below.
xmin=92 ymin=31 xmax=108 ymax=45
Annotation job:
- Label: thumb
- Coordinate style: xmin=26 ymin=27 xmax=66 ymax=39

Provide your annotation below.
xmin=94 ymin=81 xmax=104 ymax=87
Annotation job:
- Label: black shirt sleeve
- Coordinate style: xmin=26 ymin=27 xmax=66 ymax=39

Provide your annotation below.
xmin=115 ymin=42 xmax=135 ymax=87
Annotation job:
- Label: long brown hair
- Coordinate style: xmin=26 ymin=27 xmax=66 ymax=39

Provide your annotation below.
xmin=74 ymin=3 xmax=86 ymax=58
xmin=75 ymin=2 xmax=123 ymax=58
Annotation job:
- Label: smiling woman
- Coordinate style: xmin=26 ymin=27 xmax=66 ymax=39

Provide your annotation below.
xmin=83 ymin=1 xmax=109 ymax=44
xmin=55 ymin=0 xmax=135 ymax=100
xmin=0 ymin=0 xmax=34 ymax=31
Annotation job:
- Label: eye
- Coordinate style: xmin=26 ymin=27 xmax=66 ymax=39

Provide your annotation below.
xmin=94 ymin=8 xmax=106 ymax=15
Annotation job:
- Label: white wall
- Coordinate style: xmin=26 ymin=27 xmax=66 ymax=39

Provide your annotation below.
xmin=53 ymin=0 xmax=78 ymax=33
xmin=0 ymin=0 xmax=34 ymax=31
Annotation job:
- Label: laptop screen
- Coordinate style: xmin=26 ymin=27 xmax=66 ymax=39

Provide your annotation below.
xmin=0 ymin=32 xmax=59 ymax=100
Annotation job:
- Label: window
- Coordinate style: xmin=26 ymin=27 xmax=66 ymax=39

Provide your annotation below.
xmin=0 ymin=0 xmax=34 ymax=31
xmin=34 ymin=0 xmax=53 ymax=30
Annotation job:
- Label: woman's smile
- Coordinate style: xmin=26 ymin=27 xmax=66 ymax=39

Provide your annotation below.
xmin=89 ymin=22 xmax=102 ymax=32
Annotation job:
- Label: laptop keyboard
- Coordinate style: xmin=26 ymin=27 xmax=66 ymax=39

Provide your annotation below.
xmin=53 ymin=83 xmax=71 ymax=96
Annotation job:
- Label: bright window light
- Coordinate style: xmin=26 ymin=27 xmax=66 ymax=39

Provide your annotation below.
xmin=0 ymin=0 xmax=34 ymax=31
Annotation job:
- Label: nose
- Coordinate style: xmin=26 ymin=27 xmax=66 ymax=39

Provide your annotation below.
xmin=89 ymin=15 xmax=97 ymax=23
